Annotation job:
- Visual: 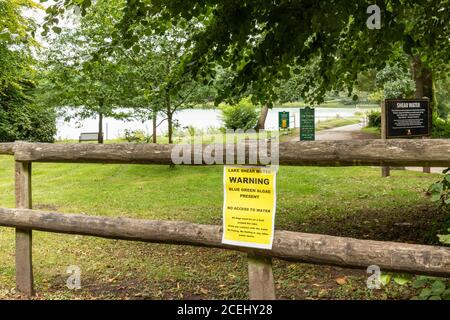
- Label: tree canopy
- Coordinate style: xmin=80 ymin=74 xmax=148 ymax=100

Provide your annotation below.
xmin=0 ymin=0 xmax=56 ymax=142
xmin=43 ymin=0 xmax=450 ymax=105
xmin=1 ymin=0 xmax=38 ymax=95
xmin=40 ymin=0 xmax=214 ymax=143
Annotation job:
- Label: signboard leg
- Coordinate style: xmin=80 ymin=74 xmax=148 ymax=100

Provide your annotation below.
xmin=381 ymin=166 xmax=391 ymax=177
xmin=15 ymin=161 xmax=34 ymax=297
xmin=248 ymin=253 xmax=276 ymax=300
xmin=380 ymin=102 xmax=390 ymax=177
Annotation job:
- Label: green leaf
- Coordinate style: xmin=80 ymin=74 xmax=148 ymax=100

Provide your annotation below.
xmin=431 ymin=280 xmax=446 ymax=295
xmin=379 ymin=273 xmax=391 ymax=286
xmin=132 ymin=45 xmax=140 ymax=54
xmin=438 ymin=234 xmax=450 ymax=245
xmin=392 ymin=274 xmax=412 ymax=286
xmin=431 ymin=193 xmax=441 ymax=202
xmin=412 ymin=276 xmax=431 ymax=288
xmin=52 ymin=26 xmax=62 ymax=34
xmin=442 ymin=289 xmax=450 ymax=300
xmin=429 ymin=182 xmax=443 ymax=194
xmin=418 ymin=288 xmax=432 ymax=299
xmin=429 ymin=295 xmax=442 ymax=300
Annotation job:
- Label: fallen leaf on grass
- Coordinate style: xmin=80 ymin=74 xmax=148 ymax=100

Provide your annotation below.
xmin=335 ymin=277 xmax=347 ymax=285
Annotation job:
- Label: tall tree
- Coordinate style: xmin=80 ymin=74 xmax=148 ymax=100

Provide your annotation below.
xmin=115 ymin=25 xmax=212 ymax=144
xmin=0 ymin=0 xmax=56 ymax=142
xmin=0 ymin=0 xmax=38 ymax=94
xmin=44 ymin=0 xmax=213 ymax=144
xmin=39 ymin=0 xmax=144 ymax=143
xmin=41 ymin=30 xmax=133 ymax=143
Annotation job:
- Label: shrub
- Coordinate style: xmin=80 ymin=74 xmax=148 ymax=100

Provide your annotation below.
xmin=368 ymin=90 xmax=383 ymax=104
xmin=220 ymin=98 xmax=259 ymax=131
xmin=437 ymin=102 xmax=449 ymax=120
xmin=0 ymin=84 xmax=56 ymax=142
xmin=367 ymin=110 xmax=381 ymax=128
xmin=431 ymin=117 xmax=450 ymax=138
xmin=124 ymin=129 xmax=151 ymax=143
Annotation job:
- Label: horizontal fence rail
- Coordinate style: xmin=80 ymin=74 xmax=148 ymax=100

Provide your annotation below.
xmin=0 ymin=140 xmax=449 ymax=167
xmin=0 ymin=142 xmax=14 ymax=155
xmin=0 ymin=207 xmax=449 ymax=277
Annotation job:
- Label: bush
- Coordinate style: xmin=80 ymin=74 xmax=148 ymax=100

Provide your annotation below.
xmin=437 ymin=102 xmax=449 ymax=120
xmin=367 ymin=90 xmax=383 ymax=104
xmin=0 ymin=84 xmax=56 ymax=142
xmin=431 ymin=117 xmax=450 ymax=138
xmin=124 ymin=129 xmax=151 ymax=143
xmin=220 ymin=98 xmax=259 ymax=131
xmin=367 ymin=110 xmax=381 ymax=128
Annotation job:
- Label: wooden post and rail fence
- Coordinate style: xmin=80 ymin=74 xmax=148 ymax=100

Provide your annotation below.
xmin=0 ymin=140 xmax=450 ymax=299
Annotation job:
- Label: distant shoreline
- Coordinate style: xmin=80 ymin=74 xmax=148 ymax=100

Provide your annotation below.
xmin=193 ymin=102 xmax=379 ymax=110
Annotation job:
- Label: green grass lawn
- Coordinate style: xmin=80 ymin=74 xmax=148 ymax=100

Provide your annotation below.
xmin=0 ymin=155 xmax=447 ymax=299
xmin=362 ymin=126 xmax=381 ymax=136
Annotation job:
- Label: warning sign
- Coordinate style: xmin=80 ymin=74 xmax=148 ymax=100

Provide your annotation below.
xmin=222 ymin=166 xmax=277 ymax=249
xmin=278 ymin=111 xmax=290 ymax=129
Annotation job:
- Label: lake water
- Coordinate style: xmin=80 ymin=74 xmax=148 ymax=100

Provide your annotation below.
xmin=56 ymin=107 xmax=369 ymax=140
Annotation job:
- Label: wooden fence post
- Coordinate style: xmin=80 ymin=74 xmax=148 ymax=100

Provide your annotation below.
xmin=248 ymin=253 xmax=276 ymax=300
xmin=380 ymin=101 xmax=390 ymax=177
xmin=15 ymin=161 xmax=34 ymax=296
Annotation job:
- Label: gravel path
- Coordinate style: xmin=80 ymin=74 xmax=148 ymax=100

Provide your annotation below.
xmin=291 ymin=122 xmax=377 ymax=141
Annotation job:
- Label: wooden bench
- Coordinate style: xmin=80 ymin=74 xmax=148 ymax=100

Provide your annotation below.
xmin=79 ymin=132 xmax=103 ymax=142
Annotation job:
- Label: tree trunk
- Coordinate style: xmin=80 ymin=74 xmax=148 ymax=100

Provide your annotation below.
xmin=412 ymin=56 xmax=433 ymax=101
xmin=152 ymin=108 xmax=157 ymax=144
xmin=98 ymin=112 xmax=104 ymax=144
xmin=167 ymin=112 xmax=173 ymax=144
xmin=166 ymin=93 xmax=173 ymax=144
xmin=412 ymin=56 xmax=434 ymax=174
xmin=255 ymin=104 xmax=269 ymax=131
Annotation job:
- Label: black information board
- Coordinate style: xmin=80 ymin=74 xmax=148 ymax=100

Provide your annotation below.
xmin=385 ymin=99 xmax=431 ymax=138
xmin=300 ymin=107 xmax=315 ymax=141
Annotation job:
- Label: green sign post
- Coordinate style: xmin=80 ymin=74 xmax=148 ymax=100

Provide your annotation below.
xmin=278 ymin=111 xmax=290 ymax=129
xmin=300 ymin=107 xmax=315 ymax=141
